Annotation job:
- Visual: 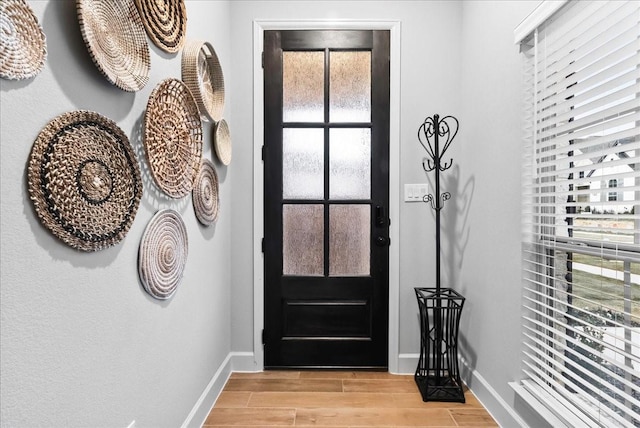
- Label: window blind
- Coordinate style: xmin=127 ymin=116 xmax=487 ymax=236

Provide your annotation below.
xmin=520 ymin=1 xmax=640 ymax=426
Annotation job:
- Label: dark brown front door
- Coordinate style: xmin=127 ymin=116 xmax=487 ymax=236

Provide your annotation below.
xmin=263 ymin=30 xmax=390 ymax=368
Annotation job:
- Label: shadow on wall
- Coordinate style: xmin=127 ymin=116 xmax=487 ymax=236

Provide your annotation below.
xmin=129 ymin=111 xmax=224 ymax=243
xmin=441 ymin=164 xmax=474 ymax=288
xmin=130 ymin=111 xmax=191 ymax=217
xmin=458 ymin=333 xmax=478 ymax=389
xmin=42 ymin=1 xmax=135 ymax=120
xmin=443 ymin=165 xmax=476 ymax=379
xmin=420 ymin=163 xmax=475 ymax=288
xmin=421 ymin=162 xmax=477 ymax=379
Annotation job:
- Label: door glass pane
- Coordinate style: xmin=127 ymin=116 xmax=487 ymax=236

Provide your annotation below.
xmin=283 ymin=51 xmax=324 ymax=122
xmin=330 ymin=51 xmax=371 ymax=123
xmin=329 ymin=128 xmax=371 ymax=200
xmin=329 ymin=205 xmax=370 ymax=276
xmin=283 ymin=204 xmax=324 ymax=276
xmin=283 ymin=128 xmax=324 ymax=199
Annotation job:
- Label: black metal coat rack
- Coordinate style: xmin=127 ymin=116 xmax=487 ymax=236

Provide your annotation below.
xmin=419 ymin=114 xmax=456 ymax=290
xmin=414 ymin=114 xmax=466 ymax=403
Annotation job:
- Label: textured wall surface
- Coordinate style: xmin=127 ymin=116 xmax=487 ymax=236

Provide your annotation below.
xmin=2 ymin=1 xmax=541 ymax=427
xmin=228 ymin=0 xmax=464 ymax=367
xmin=456 ymin=1 xmax=539 ymax=425
xmin=0 ymin=2 xmax=232 ymax=427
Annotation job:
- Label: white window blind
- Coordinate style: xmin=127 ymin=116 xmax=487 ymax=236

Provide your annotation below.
xmin=520 ymin=1 xmax=640 ymax=427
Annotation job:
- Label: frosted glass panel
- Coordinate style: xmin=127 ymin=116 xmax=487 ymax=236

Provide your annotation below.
xmin=283 ymin=51 xmax=324 ymax=122
xmin=283 ymin=205 xmax=324 ymax=276
xmin=329 ymin=205 xmax=370 ymax=276
xmin=330 ymin=51 xmax=371 ymax=122
xmin=329 ymin=128 xmax=371 ymax=199
xmin=283 ymin=128 xmax=324 ymax=199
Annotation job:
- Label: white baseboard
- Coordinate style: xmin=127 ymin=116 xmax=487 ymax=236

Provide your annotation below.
xmin=396 ymin=353 xmax=419 ymax=374
xmin=181 ymin=353 xmax=233 ymax=428
xmin=460 ymin=360 xmax=528 ymax=428
xmin=399 ymin=353 xmax=527 ymax=427
xmin=181 ymin=351 xmax=526 ymax=428
xmin=181 ymin=352 xmax=261 ymax=428
xmin=231 ymin=351 xmax=259 ymax=372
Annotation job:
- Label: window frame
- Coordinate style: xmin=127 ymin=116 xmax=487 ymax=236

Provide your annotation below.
xmin=517 ymin=1 xmax=640 ymax=426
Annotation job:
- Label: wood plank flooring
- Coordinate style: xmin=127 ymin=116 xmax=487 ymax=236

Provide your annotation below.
xmin=203 ymin=371 xmax=498 ymax=427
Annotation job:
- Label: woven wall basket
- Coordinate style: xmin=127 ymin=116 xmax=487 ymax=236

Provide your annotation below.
xmin=144 ymin=78 xmax=203 ymax=199
xmin=181 ymin=40 xmax=225 ymax=122
xmin=77 ymin=0 xmax=150 ymax=92
xmin=192 ymin=158 xmax=219 ymax=226
xmin=0 ymin=0 xmax=47 ymax=80
xmin=134 ymin=0 xmax=186 ymax=54
xmin=27 ymin=110 xmax=142 ymax=252
xmin=138 ymin=209 xmax=188 ymax=300
xmin=214 ymin=119 xmax=232 ymax=166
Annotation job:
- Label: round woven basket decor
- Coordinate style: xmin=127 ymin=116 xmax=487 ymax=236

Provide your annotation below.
xmin=138 ymin=209 xmax=188 ymax=300
xmin=192 ymin=158 xmax=219 ymax=226
xmin=134 ymin=0 xmax=186 ymax=54
xmin=214 ymin=119 xmax=232 ymax=166
xmin=144 ymin=78 xmax=203 ymax=199
xmin=77 ymin=0 xmax=150 ymax=92
xmin=27 ymin=110 xmax=143 ymax=252
xmin=181 ymin=40 xmax=225 ymax=122
xmin=0 ymin=0 xmax=47 ymax=80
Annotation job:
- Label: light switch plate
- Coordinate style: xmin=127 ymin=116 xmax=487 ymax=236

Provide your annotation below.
xmin=404 ymin=183 xmax=429 ymax=202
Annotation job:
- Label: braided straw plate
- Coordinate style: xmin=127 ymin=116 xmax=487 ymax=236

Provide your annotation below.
xmin=192 ymin=159 xmax=219 ymax=226
xmin=214 ymin=119 xmax=232 ymax=166
xmin=144 ymin=78 xmax=203 ymax=198
xmin=0 ymin=0 xmax=47 ymax=80
xmin=134 ymin=0 xmax=186 ymax=54
xmin=181 ymin=40 xmax=225 ymax=122
xmin=77 ymin=0 xmax=150 ymax=92
xmin=27 ymin=110 xmax=142 ymax=251
xmin=138 ymin=209 xmax=188 ymax=300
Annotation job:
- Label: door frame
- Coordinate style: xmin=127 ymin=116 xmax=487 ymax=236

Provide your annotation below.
xmin=251 ymin=19 xmax=401 ymax=372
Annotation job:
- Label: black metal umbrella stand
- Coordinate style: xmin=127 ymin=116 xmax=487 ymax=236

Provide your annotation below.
xmin=414 ymin=114 xmax=466 ymax=403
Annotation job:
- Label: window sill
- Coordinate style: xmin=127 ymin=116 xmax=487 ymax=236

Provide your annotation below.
xmin=508 ymin=380 xmax=617 ymax=428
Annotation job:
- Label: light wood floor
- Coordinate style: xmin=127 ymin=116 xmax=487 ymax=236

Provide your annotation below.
xmin=203 ymin=371 xmax=498 ymax=427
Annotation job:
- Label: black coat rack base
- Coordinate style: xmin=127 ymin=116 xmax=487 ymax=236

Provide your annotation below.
xmin=414 ymin=287 xmax=466 ymax=403
xmin=415 ymin=114 xmax=465 ymax=403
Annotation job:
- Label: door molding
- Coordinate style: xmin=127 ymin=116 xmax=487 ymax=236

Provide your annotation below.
xmin=252 ymin=19 xmax=401 ymax=372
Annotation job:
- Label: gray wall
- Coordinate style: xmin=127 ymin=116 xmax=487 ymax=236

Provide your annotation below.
xmin=228 ymin=0 xmax=465 ymax=368
xmin=0 ymin=2 xmax=232 ymax=427
xmin=227 ymin=0 xmax=539 ymax=426
xmin=1 ymin=1 xmax=542 ymax=427
xmin=456 ymin=1 xmax=539 ymax=425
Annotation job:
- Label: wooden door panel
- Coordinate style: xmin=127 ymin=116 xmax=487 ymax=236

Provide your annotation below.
xmin=283 ymin=300 xmax=371 ymax=338
xmin=264 ymin=29 xmax=390 ymax=369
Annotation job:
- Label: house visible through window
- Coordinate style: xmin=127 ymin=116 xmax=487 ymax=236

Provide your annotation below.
xmin=609 ymin=178 xmax=619 ymax=202
xmin=519 ymin=1 xmax=639 ymax=426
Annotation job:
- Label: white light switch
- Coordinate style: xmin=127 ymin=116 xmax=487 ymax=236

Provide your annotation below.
xmin=404 ymin=183 xmax=429 ymax=202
